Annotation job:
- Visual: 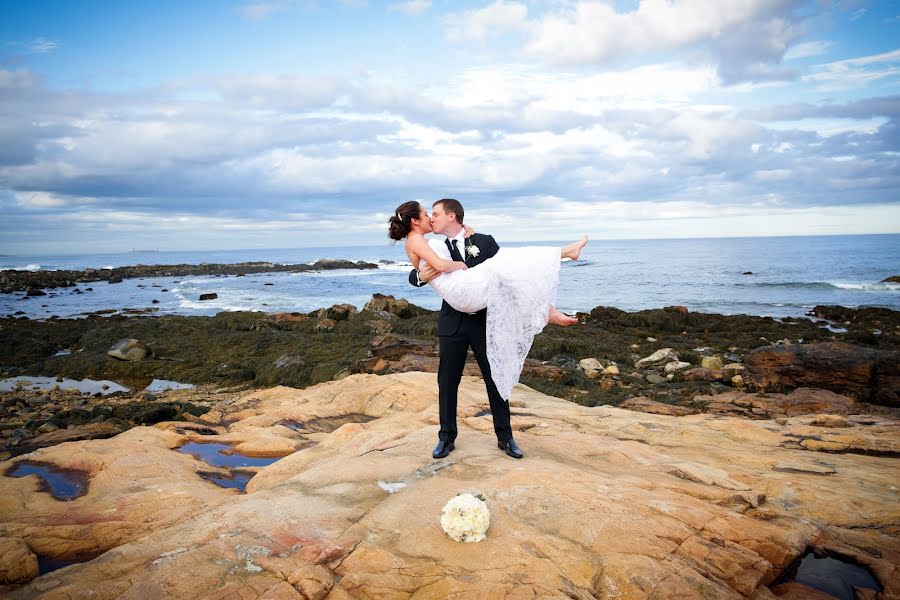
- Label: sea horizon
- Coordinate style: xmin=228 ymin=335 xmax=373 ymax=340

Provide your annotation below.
xmin=3 ymin=232 xmax=898 ymax=263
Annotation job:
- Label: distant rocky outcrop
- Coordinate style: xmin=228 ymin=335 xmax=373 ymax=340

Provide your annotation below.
xmin=0 ymin=259 xmax=379 ymax=293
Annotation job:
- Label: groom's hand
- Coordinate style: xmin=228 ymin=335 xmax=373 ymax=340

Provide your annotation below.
xmin=418 ymin=263 xmax=440 ymax=282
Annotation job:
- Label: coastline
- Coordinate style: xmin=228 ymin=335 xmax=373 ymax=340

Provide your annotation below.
xmin=2 ymin=295 xmax=897 ymax=460
xmin=0 ymin=259 xmax=380 ymax=293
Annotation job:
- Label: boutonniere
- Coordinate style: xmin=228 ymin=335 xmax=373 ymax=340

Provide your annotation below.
xmin=465 ymin=240 xmax=480 ymax=258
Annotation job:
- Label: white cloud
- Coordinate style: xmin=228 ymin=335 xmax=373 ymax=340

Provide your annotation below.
xmin=26 ymin=37 xmax=59 ymax=54
xmin=444 ymin=1 xmax=529 ymax=42
xmin=387 ymin=0 xmax=430 ymax=16
xmin=239 ymin=1 xmax=293 ymax=21
xmin=784 ymin=40 xmax=832 ymax=61
xmin=808 ymin=48 xmax=900 ymax=89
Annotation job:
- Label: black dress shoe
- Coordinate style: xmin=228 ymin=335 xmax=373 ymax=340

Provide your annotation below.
xmin=498 ymin=438 xmax=523 ymax=459
xmin=432 ymin=440 xmax=455 ymax=459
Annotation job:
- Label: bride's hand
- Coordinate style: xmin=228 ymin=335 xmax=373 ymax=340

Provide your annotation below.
xmin=464 ymin=225 xmax=476 ymax=238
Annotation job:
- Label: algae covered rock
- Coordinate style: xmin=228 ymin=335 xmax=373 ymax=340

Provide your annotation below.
xmin=107 ymin=338 xmax=152 ymax=361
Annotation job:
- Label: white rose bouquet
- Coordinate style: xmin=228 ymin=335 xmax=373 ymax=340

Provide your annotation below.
xmin=440 ymin=492 xmax=490 ymax=543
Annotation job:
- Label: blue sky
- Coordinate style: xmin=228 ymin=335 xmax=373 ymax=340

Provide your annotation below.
xmin=1 ymin=0 xmax=899 ymax=254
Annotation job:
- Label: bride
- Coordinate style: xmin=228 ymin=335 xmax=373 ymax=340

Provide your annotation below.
xmin=388 ymin=200 xmax=587 ymax=400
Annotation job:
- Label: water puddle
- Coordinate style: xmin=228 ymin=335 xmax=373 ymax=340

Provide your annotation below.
xmin=0 ymin=376 xmax=128 ymax=395
xmin=775 ymin=549 xmax=882 ymax=600
xmin=279 ymin=413 xmax=377 ymax=433
xmin=5 ymin=461 xmax=89 ymax=501
xmin=175 ymin=442 xmax=283 ymax=469
xmin=38 ymin=551 xmax=103 ymax=575
xmin=145 ymin=379 xmax=194 ymax=392
xmin=474 ymin=409 xmax=492 ymax=417
xmin=198 ymin=470 xmax=254 ymax=491
xmin=0 ymin=376 xmax=194 ymax=395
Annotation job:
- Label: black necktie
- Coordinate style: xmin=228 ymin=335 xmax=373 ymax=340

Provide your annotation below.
xmin=446 ymin=238 xmax=464 ymax=262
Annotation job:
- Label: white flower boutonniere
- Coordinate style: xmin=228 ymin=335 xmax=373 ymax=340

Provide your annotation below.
xmin=465 ymin=242 xmax=480 ymax=258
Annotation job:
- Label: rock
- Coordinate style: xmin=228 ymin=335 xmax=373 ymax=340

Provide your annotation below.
xmin=267 ymin=312 xmax=309 ymax=323
xmin=143 ymin=392 xmax=157 ymax=401
xmin=274 ymin=355 xmax=305 ymax=369
xmin=646 ymin=337 xmax=657 ymax=342
xmin=549 ymin=355 xmax=578 ymax=370
xmin=601 ymin=364 xmax=620 ymax=376
xmin=314 ymin=318 xmax=337 ymax=331
xmin=27 ymin=394 xmax=51 ymax=407
xmin=664 ymin=361 xmax=691 ymax=374
xmin=646 ymin=373 xmax=667 ymax=384
xmin=107 ymin=277 xmax=123 ymax=284
xmin=107 ymin=338 xmax=152 ymax=361
xmin=620 ymin=396 xmax=698 ymax=416
xmin=578 ymin=358 xmax=604 ymax=375
xmin=664 ymin=305 xmax=688 ymax=314
xmin=0 ymin=537 xmax=39 ymax=583
xmin=723 ymin=363 xmax=744 ymax=376
xmin=701 ymin=356 xmax=725 ymax=370
xmin=880 ymin=275 xmax=899 ymax=283
xmin=25 ymin=289 xmax=46 ymax=297
xmin=731 ymin=375 xmax=744 ymax=387
xmin=683 ymin=367 xmax=727 ymax=382
xmin=1 ymin=373 xmax=897 ymax=598
xmin=635 ymin=348 xmax=679 ymax=369
xmin=17 ymin=422 xmax=124 ymax=453
xmin=152 ymin=299 xmax=160 ymax=304
xmin=745 ymin=342 xmax=899 ymax=406
xmin=366 ymin=335 xmax=437 ymax=361
xmin=199 ymin=293 xmax=217 ymax=301
xmin=694 ymin=387 xmax=858 ymax=419
xmin=363 ymin=294 xmax=424 ymax=319
xmin=317 ymin=304 xmax=358 ymax=321
xmin=365 ymin=320 xmax=392 ymax=334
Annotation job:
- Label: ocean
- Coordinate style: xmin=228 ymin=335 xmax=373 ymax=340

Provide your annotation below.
xmin=2 ymin=234 xmax=898 ymax=320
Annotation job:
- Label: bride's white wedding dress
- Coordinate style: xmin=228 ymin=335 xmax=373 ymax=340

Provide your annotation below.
xmin=424 ymin=238 xmax=562 ymax=401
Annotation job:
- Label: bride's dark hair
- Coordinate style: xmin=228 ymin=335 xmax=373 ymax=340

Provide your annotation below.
xmin=388 ymin=201 xmax=421 ymax=241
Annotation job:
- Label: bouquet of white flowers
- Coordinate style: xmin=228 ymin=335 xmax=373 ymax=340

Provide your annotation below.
xmin=440 ymin=493 xmax=490 ymax=543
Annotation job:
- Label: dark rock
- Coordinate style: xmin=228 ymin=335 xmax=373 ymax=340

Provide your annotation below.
xmin=274 ymin=354 xmax=305 ymax=369
xmin=25 ymin=289 xmax=46 ymax=296
xmin=742 ymin=271 xmax=753 ymax=275
xmin=199 ymin=293 xmax=218 ymax=301
xmin=317 ymin=303 xmax=358 ymax=321
xmin=745 ymin=341 xmax=899 ymax=406
xmin=682 ymin=367 xmax=727 ymax=382
xmin=646 ymin=373 xmax=668 ymax=384
xmin=363 ymin=294 xmax=425 ymax=319
xmin=108 ymin=277 xmax=123 ymax=284
xmin=882 ymin=275 xmax=900 ymax=283
xmin=152 ymin=299 xmax=159 ymax=304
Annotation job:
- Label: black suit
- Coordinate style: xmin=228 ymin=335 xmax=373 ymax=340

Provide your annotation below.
xmin=408 ymin=232 xmax=512 ymax=444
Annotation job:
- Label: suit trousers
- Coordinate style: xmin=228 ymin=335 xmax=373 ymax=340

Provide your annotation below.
xmin=437 ymin=313 xmax=512 ymax=444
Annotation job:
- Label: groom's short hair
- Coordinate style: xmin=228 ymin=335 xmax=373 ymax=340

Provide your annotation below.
xmin=434 ymin=198 xmax=464 ymax=224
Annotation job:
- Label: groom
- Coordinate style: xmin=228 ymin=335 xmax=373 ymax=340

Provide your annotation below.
xmin=408 ymin=198 xmax=523 ymax=460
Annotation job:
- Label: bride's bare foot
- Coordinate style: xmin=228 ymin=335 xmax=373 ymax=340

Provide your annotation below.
xmin=549 ymin=307 xmax=579 ymax=326
xmin=561 ymin=235 xmax=589 ymax=260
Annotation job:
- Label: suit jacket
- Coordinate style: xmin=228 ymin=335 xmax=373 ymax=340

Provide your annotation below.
xmin=407 ymin=232 xmax=499 ymax=337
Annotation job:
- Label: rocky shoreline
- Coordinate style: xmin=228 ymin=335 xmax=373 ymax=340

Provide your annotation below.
xmin=1 ymin=296 xmax=897 ymax=461
xmin=0 ymin=296 xmax=898 ymax=597
xmin=0 ymin=259 xmax=379 ymax=293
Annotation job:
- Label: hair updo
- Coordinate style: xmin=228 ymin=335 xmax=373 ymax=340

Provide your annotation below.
xmin=388 ymin=201 xmax=421 ymax=241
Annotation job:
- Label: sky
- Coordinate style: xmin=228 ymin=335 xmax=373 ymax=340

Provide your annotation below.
xmin=1 ymin=0 xmax=899 ymax=255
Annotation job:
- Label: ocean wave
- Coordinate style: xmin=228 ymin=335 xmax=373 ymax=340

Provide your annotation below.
xmin=1 ymin=263 xmax=43 ymax=271
xmin=740 ymin=281 xmax=899 ymax=291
